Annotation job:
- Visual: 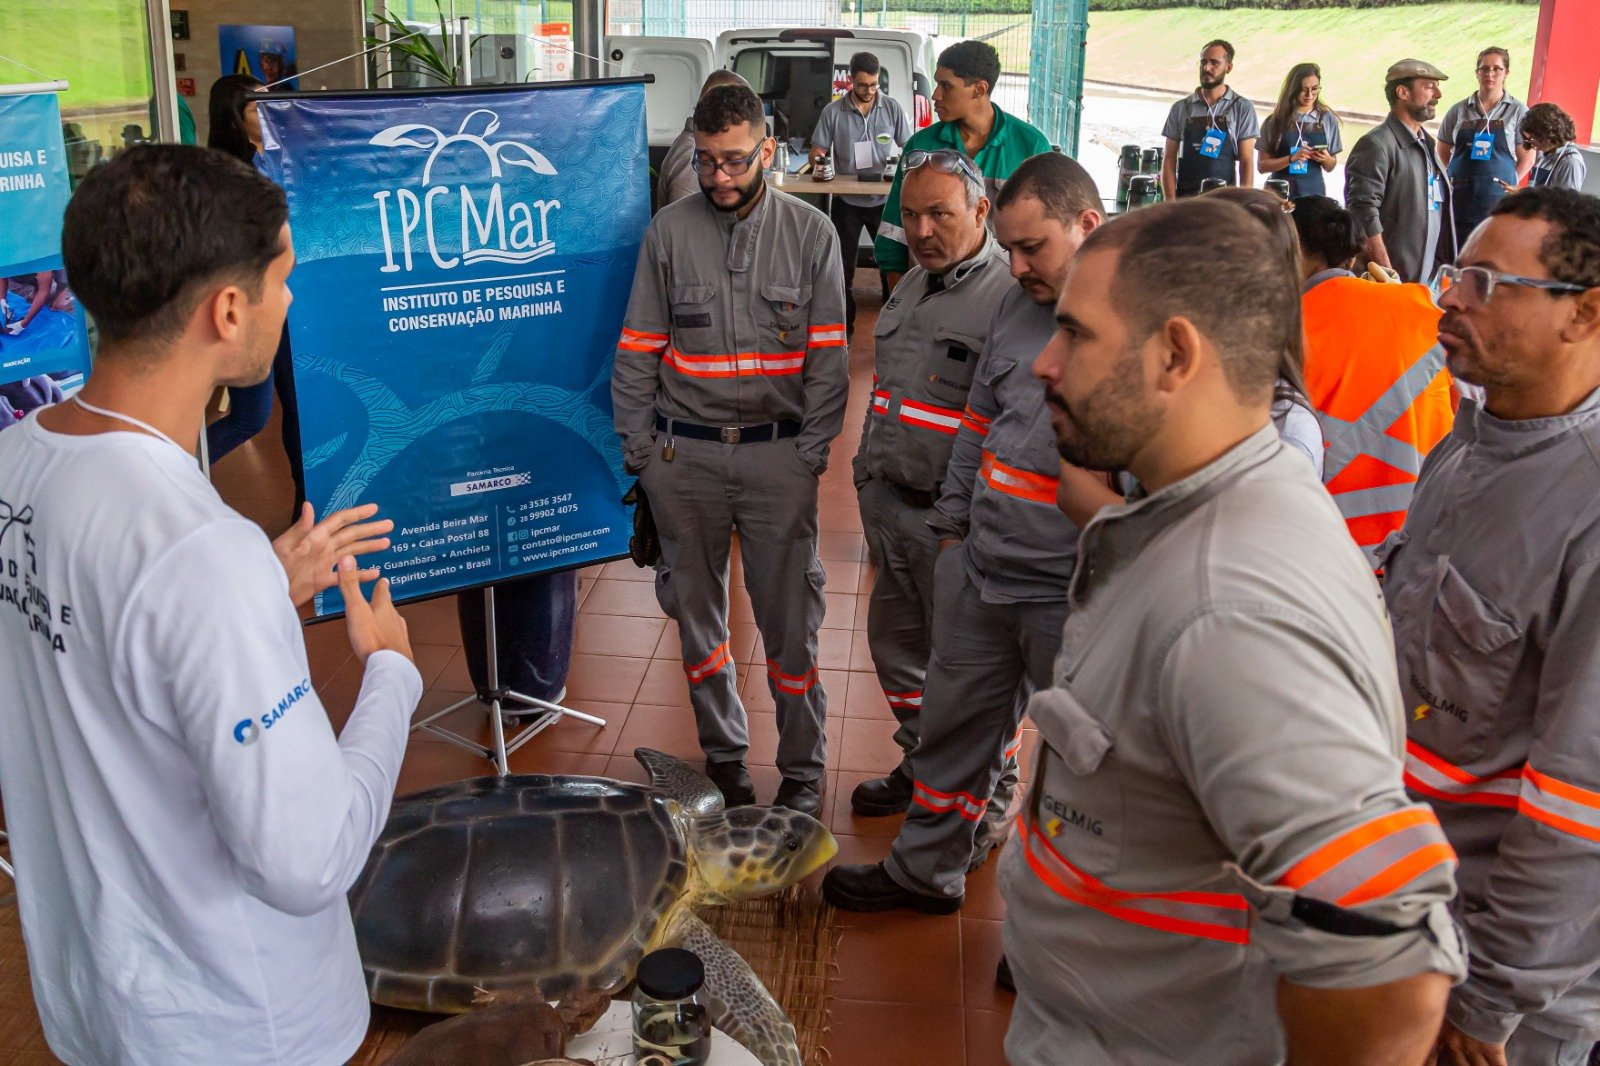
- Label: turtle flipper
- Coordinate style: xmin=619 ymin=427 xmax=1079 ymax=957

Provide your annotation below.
xmin=635 ymin=748 xmax=724 ymax=815
xmin=663 ymin=909 xmax=802 ymax=1066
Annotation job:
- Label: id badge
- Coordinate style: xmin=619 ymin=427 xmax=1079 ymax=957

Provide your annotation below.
xmin=1198 ymin=127 xmax=1224 ymax=159
xmin=1470 ymin=129 xmax=1494 ymax=161
xmin=1288 ymin=155 xmax=1309 ymax=175
xmin=1428 ymin=173 xmax=1443 ymax=211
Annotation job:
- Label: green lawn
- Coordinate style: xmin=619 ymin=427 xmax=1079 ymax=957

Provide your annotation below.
xmin=7 ymin=0 xmax=153 ymax=111
xmin=1083 ymin=3 xmax=1541 ymax=117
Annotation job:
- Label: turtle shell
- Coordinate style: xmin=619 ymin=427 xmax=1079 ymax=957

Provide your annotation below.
xmin=349 ymin=774 xmax=689 ymax=1012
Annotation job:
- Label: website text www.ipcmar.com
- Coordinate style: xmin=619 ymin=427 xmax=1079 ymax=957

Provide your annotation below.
xmin=521 ymin=526 xmax=610 ymax=565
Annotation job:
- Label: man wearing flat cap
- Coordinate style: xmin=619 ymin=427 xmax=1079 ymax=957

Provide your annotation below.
xmin=1345 ymin=60 xmax=1458 ymax=284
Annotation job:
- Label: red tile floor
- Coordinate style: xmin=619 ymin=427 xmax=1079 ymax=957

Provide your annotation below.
xmin=211 ymin=286 xmax=1034 ymax=1064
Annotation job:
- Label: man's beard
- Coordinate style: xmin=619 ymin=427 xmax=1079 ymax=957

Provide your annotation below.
xmin=1199 ymin=71 xmax=1223 ymax=90
xmin=1407 ymin=101 xmax=1437 ymax=122
xmin=702 ymin=172 xmax=764 ymax=213
xmin=1051 ymin=355 xmax=1159 ymax=471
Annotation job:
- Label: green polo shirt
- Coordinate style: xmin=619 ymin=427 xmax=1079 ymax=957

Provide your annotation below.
xmin=873 ymin=104 xmax=1053 ymax=273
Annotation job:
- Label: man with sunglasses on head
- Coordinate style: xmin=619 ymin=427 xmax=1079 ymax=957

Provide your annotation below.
xmin=1437 ymin=48 xmax=1535 ymax=244
xmin=612 ymin=84 xmax=848 ymax=815
xmin=844 ymin=147 xmax=1012 ymax=822
xmin=808 ymin=51 xmax=912 ymax=336
xmin=826 ymin=153 xmax=1105 ymax=913
xmin=874 ymin=40 xmax=1050 ymax=292
xmin=1383 ymin=187 xmax=1600 ymax=1066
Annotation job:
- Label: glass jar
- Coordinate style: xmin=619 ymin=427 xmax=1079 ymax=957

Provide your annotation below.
xmin=632 ymin=948 xmax=712 ymax=1065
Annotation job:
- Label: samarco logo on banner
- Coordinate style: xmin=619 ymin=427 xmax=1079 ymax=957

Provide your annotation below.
xmin=368 ymin=108 xmax=562 ymax=273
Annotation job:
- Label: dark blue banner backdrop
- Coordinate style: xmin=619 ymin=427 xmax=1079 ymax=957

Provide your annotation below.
xmin=257 ymin=81 xmax=646 ymax=617
xmin=0 ymin=89 xmax=89 ymax=387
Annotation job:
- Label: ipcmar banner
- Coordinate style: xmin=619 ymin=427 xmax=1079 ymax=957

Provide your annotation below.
xmin=257 ymin=81 xmax=647 ymax=617
xmin=0 ymin=89 xmax=89 ymax=399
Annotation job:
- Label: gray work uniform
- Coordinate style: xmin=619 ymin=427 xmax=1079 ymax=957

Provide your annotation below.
xmin=657 ymin=119 xmax=700 ymax=208
xmin=1345 ymin=115 xmax=1457 ymax=284
xmin=1382 ymin=390 xmax=1600 ymax=1059
xmin=1161 ymin=87 xmax=1260 ymax=195
xmin=612 ymin=189 xmax=849 ymax=782
xmin=1002 ymin=425 xmax=1465 ymax=1065
xmin=809 ymin=91 xmax=912 ymax=208
xmin=851 ymin=235 xmax=1012 ymax=760
xmin=884 ymin=286 xmax=1080 ymax=898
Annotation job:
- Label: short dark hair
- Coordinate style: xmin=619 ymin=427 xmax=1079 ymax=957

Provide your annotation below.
xmin=1489 ymin=187 xmax=1600 ymax=289
xmin=937 ymin=40 xmax=1001 ymax=92
xmin=1290 ymin=195 xmax=1360 ymax=268
xmin=699 ymin=69 xmax=748 ymax=97
xmin=693 ymin=84 xmax=765 ymax=137
xmin=849 ymin=52 xmax=880 ymax=78
xmin=61 ymin=144 xmax=287 ymax=346
xmin=1477 ymin=46 xmax=1511 ymax=71
xmin=1082 ymin=199 xmax=1299 ymax=402
xmin=1203 ymin=39 xmax=1235 ymax=64
xmin=1522 ymin=102 xmax=1577 ymax=148
xmin=994 ymin=151 xmax=1099 ymax=224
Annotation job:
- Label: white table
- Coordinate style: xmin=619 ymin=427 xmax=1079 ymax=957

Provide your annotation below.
xmin=565 ymin=999 xmax=761 ymax=1065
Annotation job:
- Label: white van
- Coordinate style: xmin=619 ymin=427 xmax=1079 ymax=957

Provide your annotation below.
xmin=605 ymin=27 xmax=935 ymax=162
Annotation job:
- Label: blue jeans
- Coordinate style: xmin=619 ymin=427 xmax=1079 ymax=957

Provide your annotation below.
xmin=206 ymin=329 xmax=303 ymax=507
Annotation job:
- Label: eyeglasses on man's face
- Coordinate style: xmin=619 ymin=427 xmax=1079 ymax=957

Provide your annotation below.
xmin=1432 ymin=264 xmax=1590 ymax=308
xmin=693 ymin=141 xmax=766 ymax=177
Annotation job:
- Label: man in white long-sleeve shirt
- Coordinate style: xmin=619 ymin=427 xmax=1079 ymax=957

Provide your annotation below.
xmin=0 ymin=145 xmax=420 ymax=1065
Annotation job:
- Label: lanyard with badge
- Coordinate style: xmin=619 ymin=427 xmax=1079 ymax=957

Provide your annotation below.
xmin=1198 ymin=95 xmax=1227 ymax=159
xmin=1425 ymin=130 xmax=1445 ymax=211
xmin=1469 ymin=97 xmax=1503 ymax=161
xmin=1288 ymin=112 xmax=1312 ymax=175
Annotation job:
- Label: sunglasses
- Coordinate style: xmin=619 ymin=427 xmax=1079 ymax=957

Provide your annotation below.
xmin=903 ymin=148 xmax=983 ymax=186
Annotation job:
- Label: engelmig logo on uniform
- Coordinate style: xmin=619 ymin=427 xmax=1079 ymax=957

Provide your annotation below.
xmin=369 ymin=108 xmax=562 ymax=274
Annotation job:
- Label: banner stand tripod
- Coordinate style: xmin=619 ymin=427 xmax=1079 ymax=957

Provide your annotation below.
xmin=410 ymin=584 xmax=605 ymax=776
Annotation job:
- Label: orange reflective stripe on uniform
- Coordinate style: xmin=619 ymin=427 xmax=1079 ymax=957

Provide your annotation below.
xmin=1403 ymin=740 xmax=1521 ymax=808
xmin=619 ymin=327 xmax=669 ymax=353
xmin=1019 ymin=818 xmax=1251 ymax=944
xmin=807 ymin=323 xmax=847 ymax=348
xmin=913 ymin=780 xmax=986 ymax=821
xmin=1518 ymin=766 xmax=1600 ymax=843
xmin=883 ymin=688 xmax=922 ymax=711
xmin=684 ymin=642 xmax=732 ymax=684
xmin=896 ymin=397 xmax=963 ymax=435
xmin=765 ymin=658 xmax=820 ymax=695
xmin=960 ymin=406 xmax=992 ymax=437
xmin=664 ymin=348 xmax=806 ymax=379
xmin=1003 ymin=726 xmax=1023 ymax=760
xmin=979 ymin=450 xmax=1058 ymax=505
xmin=1277 ymin=806 xmax=1456 ymax=907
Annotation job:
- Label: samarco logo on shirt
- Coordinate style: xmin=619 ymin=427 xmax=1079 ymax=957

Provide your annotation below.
xmin=232 ymin=678 xmax=313 ymax=746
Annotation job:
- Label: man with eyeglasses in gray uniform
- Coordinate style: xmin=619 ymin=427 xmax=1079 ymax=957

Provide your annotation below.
xmin=613 ymin=84 xmax=848 ymax=816
xmin=1385 ymin=187 xmax=1600 ymax=1066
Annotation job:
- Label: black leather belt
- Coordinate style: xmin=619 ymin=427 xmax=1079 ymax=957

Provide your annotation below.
xmin=655 ymin=415 xmax=801 ymax=444
xmin=885 ymin=480 xmax=936 ymax=509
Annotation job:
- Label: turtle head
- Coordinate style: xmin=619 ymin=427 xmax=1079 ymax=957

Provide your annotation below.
xmin=687 ymin=805 xmax=838 ymax=902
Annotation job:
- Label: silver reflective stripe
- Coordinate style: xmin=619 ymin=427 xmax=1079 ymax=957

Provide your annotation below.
xmin=1332 ymin=482 xmax=1417 ymax=521
xmin=1320 ymin=342 xmax=1448 ymax=483
xmin=878 ymin=220 xmax=907 ymax=245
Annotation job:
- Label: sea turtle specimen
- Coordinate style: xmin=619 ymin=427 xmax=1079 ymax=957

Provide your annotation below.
xmin=349 ymin=748 xmax=838 ymax=1066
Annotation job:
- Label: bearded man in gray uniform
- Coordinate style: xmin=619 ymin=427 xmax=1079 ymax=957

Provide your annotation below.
xmin=612 ymin=85 xmax=848 ymax=814
xmin=1384 ymin=187 xmax=1600 ymax=1066
xmin=1004 ymin=197 xmax=1465 ymax=1064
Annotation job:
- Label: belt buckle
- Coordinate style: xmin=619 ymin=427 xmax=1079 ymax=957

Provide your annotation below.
xmin=720 ymin=426 xmax=741 ymax=444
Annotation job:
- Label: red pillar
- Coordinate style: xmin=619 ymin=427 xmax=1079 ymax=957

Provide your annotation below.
xmin=1528 ymin=0 xmax=1600 ymax=143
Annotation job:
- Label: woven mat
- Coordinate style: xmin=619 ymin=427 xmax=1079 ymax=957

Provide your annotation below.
xmin=0 ymin=849 xmax=836 ymax=1066
xmin=356 ymin=885 xmax=840 ymax=1065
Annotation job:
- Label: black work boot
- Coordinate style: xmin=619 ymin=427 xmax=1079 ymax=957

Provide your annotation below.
xmin=774 ymin=776 xmax=823 ymax=816
xmin=850 ymin=765 xmax=914 ymax=816
xmin=821 ymin=861 xmax=962 ymax=914
xmin=705 ymin=759 xmax=756 ymax=807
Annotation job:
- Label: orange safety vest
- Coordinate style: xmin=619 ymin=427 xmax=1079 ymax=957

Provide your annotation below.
xmin=1302 ymin=277 xmax=1456 ymax=563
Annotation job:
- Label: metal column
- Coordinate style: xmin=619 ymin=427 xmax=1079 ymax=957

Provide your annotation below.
xmin=1530 ymin=0 xmax=1600 ymax=143
xmin=572 ymin=0 xmax=603 ymax=81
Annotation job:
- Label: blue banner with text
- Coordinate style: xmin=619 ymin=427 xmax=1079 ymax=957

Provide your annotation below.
xmin=0 ymin=90 xmax=89 ymax=399
xmin=257 ymin=82 xmax=647 ymax=617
